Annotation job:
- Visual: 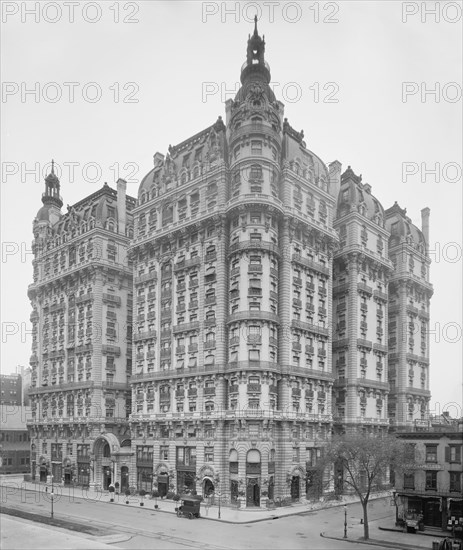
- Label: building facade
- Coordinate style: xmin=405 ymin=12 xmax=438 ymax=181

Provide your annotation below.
xmin=1 ymin=374 xmax=23 ymax=406
xmin=394 ymin=421 xmax=462 ymax=532
xmin=128 ymin=21 xmax=340 ymax=506
xmin=0 ymin=405 xmax=32 ymax=474
xmin=27 ymin=21 xmax=434 ymax=507
xmin=27 ymin=168 xmax=135 ymax=489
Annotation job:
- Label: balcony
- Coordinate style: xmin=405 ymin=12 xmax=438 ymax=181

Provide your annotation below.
xmin=292 ymin=298 xmax=302 ymax=308
xmin=247 ymin=334 xmax=262 ymax=345
xmin=292 ymin=342 xmax=302 ymax=352
xmin=173 ymin=321 xmax=200 ymax=334
xmin=292 ymin=254 xmax=329 ymax=276
xmin=229 ymin=384 xmax=239 ymax=394
xmin=148 ymin=291 xmax=157 ymax=300
xmin=318 ymin=349 xmax=326 ymax=357
xmin=357 ymin=339 xmax=372 ymax=349
xmin=231 ymin=267 xmax=240 ymax=277
xmin=229 ymin=336 xmax=240 ymax=346
xmin=306 ymin=303 xmax=315 ymax=313
xmin=247 ymin=384 xmax=261 ymax=393
xmin=187 ymin=388 xmax=197 ymax=397
xmin=146 ymin=350 xmax=156 ymax=359
xmin=228 ymin=311 xmax=280 ymax=324
xmin=160 ymin=349 xmax=171 ymax=358
xmin=160 ymin=309 xmax=172 ymax=320
xmin=188 ymin=343 xmax=198 ymax=353
xmin=134 ymin=272 xmax=158 ymax=285
xmin=270 ymin=267 xmax=279 ymax=278
xmin=291 ymin=388 xmax=301 ymax=397
xmin=406 ymin=305 xmax=419 ymax=316
xmin=76 ymin=293 xmax=94 ymax=304
xmin=147 ymin=311 xmax=156 ymax=320
xmin=248 ymin=288 xmax=262 ymax=297
xmin=176 ymin=346 xmax=185 ymax=354
xmin=358 ymin=283 xmax=373 ymax=295
xmin=269 ymin=337 xmax=278 ymax=347
xmin=188 ymin=301 xmax=199 ymax=309
xmin=204 ymin=340 xmax=216 ymax=350
xmin=318 ymin=287 xmax=327 ymax=296
xmin=175 ymin=390 xmax=185 ymax=398
xmin=102 ymin=345 xmax=120 ymax=356
xmin=248 ymin=264 xmax=263 ymax=273
xmin=174 ymin=257 xmax=201 ymax=271
xmin=136 ymin=352 xmax=145 ymax=361
xmin=318 ymin=307 xmax=327 ymax=316
xmin=306 ymin=282 xmax=315 ymax=292
xmin=305 ymin=345 xmax=314 ymax=355
xmin=317 ymin=392 xmax=326 ymax=400
xmin=103 ymin=294 xmax=121 ymax=306
xmin=374 ymin=290 xmax=388 ymax=301
xmin=205 ymin=296 xmax=216 ymax=305
xmin=160 ymin=329 xmax=171 ymax=339
xmin=204 ymin=387 xmax=216 ymax=396
xmin=293 ymin=277 xmax=302 ymax=286
xmin=176 ymin=304 xmax=186 ymax=313
xmin=229 ymin=241 xmax=280 ymax=257
xmin=305 ymin=389 xmax=314 ymax=398
xmin=161 ymin=289 xmax=172 ymax=300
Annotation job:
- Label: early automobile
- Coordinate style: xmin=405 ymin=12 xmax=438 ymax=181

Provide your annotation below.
xmin=176 ymin=495 xmax=202 ymax=519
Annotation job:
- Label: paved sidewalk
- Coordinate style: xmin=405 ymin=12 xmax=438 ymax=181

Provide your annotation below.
xmin=1 ymin=514 xmax=117 ymax=550
xmin=1 ymin=478 xmax=390 ymax=524
xmin=323 ymin=518 xmax=454 ymax=550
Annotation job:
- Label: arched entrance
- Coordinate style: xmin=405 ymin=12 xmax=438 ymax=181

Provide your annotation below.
xmin=93 ymin=433 xmax=121 ymax=490
xmin=246 ymin=449 xmax=261 ymax=507
xmin=203 ymin=478 xmax=215 ymax=498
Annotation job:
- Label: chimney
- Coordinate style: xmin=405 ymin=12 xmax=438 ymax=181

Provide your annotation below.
xmin=117 ymin=178 xmax=127 ymax=236
xmin=328 ymin=160 xmax=342 ymax=199
xmin=421 ymin=207 xmax=430 ymax=247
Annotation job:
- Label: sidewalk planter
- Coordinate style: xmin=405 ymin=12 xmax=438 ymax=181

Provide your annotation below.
xmin=108 ymin=485 xmax=115 ymax=502
xmin=125 ymin=489 xmax=131 ymax=504
xmin=151 ymin=489 xmax=160 ymax=509
xmin=139 ymin=489 xmax=146 ymax=506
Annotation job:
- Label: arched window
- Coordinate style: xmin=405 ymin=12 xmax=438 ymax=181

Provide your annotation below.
xmin=103 ymin=443 xmax=111 ymax=457
xmin=205 ymin=354 xmax=215 ymax=365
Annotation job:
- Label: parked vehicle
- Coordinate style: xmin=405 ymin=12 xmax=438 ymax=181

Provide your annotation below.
xmin=176 ymin=495 xmax=201 ymax=519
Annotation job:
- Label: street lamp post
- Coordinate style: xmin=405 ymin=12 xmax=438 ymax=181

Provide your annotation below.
xmin=218 ymin=491 xmax=221 ymax=519
xmin=343 ymin=505 xmax=347 ymax=538
xmin=50 ymin=474 xmax=54 ymax=519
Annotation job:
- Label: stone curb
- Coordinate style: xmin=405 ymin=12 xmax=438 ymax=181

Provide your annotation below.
xmin=320 ymin=532 xmax=429 ymax=550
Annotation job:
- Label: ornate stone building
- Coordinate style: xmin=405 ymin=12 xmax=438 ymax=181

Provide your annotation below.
xmin=27 ymin=167 xmax=136 ymax=489
xmin=385 ymin=203 xmax=433 ymax=428
xmin=128 ymin=20 xmax=340 ymax=507
xmin=27 ymin=20 xmax=433 ymax=507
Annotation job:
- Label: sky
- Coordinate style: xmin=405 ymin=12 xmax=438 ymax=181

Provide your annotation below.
xmin=1 ymin=1 xmax=462 ymax=415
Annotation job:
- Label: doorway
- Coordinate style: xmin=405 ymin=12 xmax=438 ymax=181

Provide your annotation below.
xmin=424 ymin=500 xmax=441 ymax=527
xmin=120 ymin=466 xmax=129 ymax=493
xmin=40 ymin=466 xmax=47 ymax=482
xmin=246 ymin=478 xmax=260 ymax=507
xmin=203 ymin=478 xmax=215 ymax=498
xmin=103 ymin=466 xmax=112 ymax=490
xmin=64 ymin=469 xmax=72 ymax=486
xmin=291 ymin=476 xmax=300 ymax=501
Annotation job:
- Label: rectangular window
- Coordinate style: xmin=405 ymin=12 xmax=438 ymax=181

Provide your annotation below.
xmin=425 ymin=445 xmax=438 ymax=463
xmin=449 ymin=472 xmax=461 ymax=493
xmin=403 ymin=473 xmax=415 ymax=490
xmin=251 ymin=141 xmax=262 ymax=155
xmin=446 ymin=445 xmax=462 ymax=464
xmin=425 ymin=471 xmax=437 ymax=490
xmin=204 ymin=447 xmax=214 ymax=462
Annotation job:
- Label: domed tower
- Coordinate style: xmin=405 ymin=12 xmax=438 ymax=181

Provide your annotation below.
xmin=385 ymin=202 xmax=433 ymax=429
xmin=332 ymin=166 xmax=393 ymax=436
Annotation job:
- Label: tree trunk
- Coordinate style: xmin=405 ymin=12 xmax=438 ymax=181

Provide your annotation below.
xmin=362 ymin=500 xmax=369 ymax=540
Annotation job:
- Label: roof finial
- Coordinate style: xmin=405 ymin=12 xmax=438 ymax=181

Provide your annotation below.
xmin=51 ymin=159 xmax=55 ymax=174
xmin=254 ymin=14 xmax=258 ymax=36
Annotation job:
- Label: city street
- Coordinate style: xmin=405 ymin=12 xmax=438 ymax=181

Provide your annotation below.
xmin=0 ymin=487 xmax=401 ymax=550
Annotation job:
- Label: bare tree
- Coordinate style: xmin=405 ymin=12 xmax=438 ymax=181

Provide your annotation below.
xmin=318 ymin=432 xmax=409 ymax=540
